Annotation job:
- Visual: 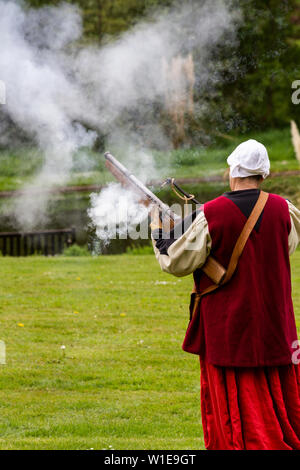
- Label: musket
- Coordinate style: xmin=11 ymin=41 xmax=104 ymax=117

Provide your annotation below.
xmin=161 ymin=177 xmax=201 ymax=205
xmin=104 ymin=151 xmax=180 ymax=228
xmin=104 ymin=151 xmax=226 ymax=285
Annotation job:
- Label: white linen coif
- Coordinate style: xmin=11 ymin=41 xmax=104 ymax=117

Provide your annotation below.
xmin=227 ymin=139 xmax=270 ymax=179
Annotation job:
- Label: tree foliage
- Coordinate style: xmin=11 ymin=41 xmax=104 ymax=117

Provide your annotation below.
xmin=221 ymin=0 xmax=300 ymax=131
xmin=21 ymin=0 xmax=300 ymax=137
xmin=25 ymin=0 xmax=173 ymax=40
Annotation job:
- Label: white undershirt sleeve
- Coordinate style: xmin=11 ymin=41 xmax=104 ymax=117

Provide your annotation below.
xmin=152 ymin=210 xmax=212 ymax=277
xmin=287 ymin=200 xmax=300 ymax=255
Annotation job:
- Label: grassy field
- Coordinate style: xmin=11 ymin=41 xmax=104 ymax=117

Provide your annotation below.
xmin=0 ymin=251 xmax=299 ymax=450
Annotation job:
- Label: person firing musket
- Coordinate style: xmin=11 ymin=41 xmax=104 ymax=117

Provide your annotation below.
xmin=105 ymin=140 xmax=300 ymax=450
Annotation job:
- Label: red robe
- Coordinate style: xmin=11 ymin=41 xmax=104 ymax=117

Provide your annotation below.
xmin=200 ymin=359 xmax=300 ymax=450
xmin=183 ymin=193 xmax=298 ymax=367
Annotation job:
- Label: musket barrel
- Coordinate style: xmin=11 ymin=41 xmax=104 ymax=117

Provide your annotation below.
xmin=104 ymin=151 xmax=179 ymax=224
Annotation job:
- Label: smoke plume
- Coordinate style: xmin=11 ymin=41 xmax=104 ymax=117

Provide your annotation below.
xmin=0 ymin=0 xmax=240 ymax=230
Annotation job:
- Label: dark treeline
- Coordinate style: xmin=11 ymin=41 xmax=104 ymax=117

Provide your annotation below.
xmin=20 ymin=0 xmax=300 ymax=136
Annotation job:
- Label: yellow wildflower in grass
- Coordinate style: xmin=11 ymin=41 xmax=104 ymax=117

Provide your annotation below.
xmin=17 ymin=323 xmax=24 ymax=327
xmin=120 ymin=313 xmax=126 ymax=317
xmin=76 ymin=277 xmax=81 ymax=281
xmin=73 ymin=311 xmax=79 ymax=314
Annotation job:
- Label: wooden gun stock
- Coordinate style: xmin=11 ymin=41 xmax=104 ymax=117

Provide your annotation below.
xmin=104 ymin=151 xmax=226 ymax=285
xmin=201 ymin=256 xmax=227 ymax=285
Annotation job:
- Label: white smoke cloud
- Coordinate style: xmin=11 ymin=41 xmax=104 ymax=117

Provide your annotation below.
xmin=88 ymin=183 xmax=149 ymax=247
xmin=0 ymin=0 xmax=240 ymax=230
xmin=0 ymin=1 xmax=96 ymax=228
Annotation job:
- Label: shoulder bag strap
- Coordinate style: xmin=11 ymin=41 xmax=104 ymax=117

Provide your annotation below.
xmin=192 ymin=190 xmax=269 ymax=317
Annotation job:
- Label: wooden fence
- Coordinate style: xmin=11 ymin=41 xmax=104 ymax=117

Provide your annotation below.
xmin=0 ymin=228 xmax=76 ymax=256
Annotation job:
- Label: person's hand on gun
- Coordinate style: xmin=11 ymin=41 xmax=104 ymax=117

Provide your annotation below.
xmin=150 ymin=206 xmax=162 ymax=232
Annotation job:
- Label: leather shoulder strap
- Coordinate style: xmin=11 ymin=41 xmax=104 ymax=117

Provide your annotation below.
xmin=192 ymin=191 xmax=269 ymax=315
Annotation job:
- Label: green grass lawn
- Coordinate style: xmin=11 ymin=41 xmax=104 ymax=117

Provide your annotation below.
xmin=0 ymin=251 xmax=299 ymax=450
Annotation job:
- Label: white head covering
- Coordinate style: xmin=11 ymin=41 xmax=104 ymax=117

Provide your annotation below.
xmin=227 ymin=139 xmax=270 ymax=179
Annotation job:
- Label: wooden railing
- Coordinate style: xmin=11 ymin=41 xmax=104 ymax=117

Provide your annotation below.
xmin=0 ymin=228 xmax=76 ymax=256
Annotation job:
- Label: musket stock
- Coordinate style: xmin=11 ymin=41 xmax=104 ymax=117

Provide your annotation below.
xmin=104 ymin=152 xmax=226 ymax=285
